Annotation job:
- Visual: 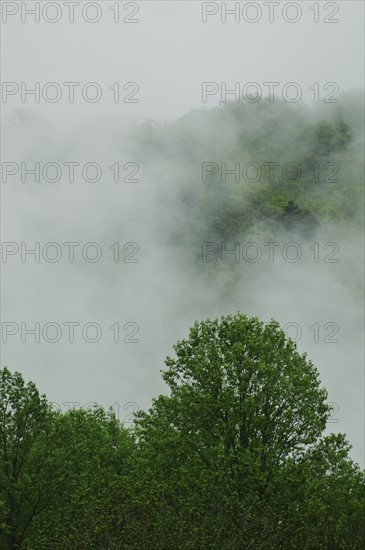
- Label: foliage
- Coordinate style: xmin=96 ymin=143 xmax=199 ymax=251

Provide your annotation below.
xmin=130 ymin=94 xmax=363 ymax=253
xmin=1 ymin=312 xmax=364 ymax=548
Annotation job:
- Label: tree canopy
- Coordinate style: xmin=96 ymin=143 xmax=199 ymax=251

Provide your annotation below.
xmin=1 ymin=313 xmax=364 ymax=548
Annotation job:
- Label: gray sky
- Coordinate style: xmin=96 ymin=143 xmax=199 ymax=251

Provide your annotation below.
xmin=1 ymin=1 xmax=364 ymax=125
xmin=1 ymin=1 xmax=364 ymax=465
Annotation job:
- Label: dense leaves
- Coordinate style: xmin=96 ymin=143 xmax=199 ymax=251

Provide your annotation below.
xmin=1 ymin=313 xmax=364 ymax=548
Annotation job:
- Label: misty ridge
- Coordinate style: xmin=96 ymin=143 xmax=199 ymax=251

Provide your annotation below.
xmin=3 ymin=91 xmax=364 ymax=357
xmin=3 ymin=90 xmax=364 ymax=287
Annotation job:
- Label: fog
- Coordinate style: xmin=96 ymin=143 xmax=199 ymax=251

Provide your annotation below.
xmin=1 ymin=1 xmax=364 ymax=466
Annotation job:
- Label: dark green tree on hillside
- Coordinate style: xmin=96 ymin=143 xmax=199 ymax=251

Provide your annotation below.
xmin=280 ymin=200 xmax=318 ymax=236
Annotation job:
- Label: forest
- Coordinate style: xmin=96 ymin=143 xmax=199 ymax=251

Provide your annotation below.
xmin=1 ymin=313 xmax=365 ymax=549
xmin=1 ymin=94 xmax=364 ymax=548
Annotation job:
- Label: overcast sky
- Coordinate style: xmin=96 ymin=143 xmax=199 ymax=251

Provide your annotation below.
xmin=1 ymin=1 xmax=364 ymax=466
xmin=2 ymin=1 xmax=364 ymax=126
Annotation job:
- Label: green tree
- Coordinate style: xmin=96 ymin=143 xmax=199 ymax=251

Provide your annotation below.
xmin=280 ymin=200 xmax=318 ymax=236
xmin=2 ymin=310 xmax=364 ymax=549
xmin=134 ymin=313 xmax=364 ymax=548
xmin=0 ymin=367 xmax=60 ymax=549
xmin=0 ymin=368 xmax=136 ymax=550
xmin=29 ymin=406 xmax=135 ymax=549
